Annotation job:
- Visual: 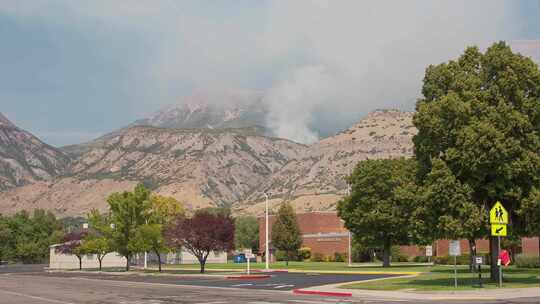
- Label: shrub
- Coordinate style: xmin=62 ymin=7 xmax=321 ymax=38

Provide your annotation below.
xmin=390 ymin=246 xmax=409 ymax=262
xmin=323 ymin=255 xmax=335 ymax=262
xmin=312 ymin=252 xmax=324 ymax=262
xmin=413 ymin=256 xmax=429 ymax=263
xmin=275 ymin=250 xmax=286 ymax=261
xmin=298 ymin=247 xmax=311 ymax=261
xmin=334 ymin=252 xmax=347 ymax=262
xmin=515 ymin=255 xmax=540 ymax=268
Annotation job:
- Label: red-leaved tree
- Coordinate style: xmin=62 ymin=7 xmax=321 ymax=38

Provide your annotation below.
xmin=56 ymin=231 xmax=87 ymax=270
xmin=165 ymin=211 xmax=234 ymax=273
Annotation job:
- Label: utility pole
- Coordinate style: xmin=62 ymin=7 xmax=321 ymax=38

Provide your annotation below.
xmin=264 ymin=192 xmax=270 ymax=271
xmin=347 ymin=182 xmax=352 ymax=267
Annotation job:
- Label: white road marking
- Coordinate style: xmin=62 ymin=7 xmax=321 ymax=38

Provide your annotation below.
xmin=0 ymin=289 xmax=77 ymax=304
xmin=231 ymin=283 xmax=253 ymax=287
xmin=273 ymin=285 xmax=294 ymax=289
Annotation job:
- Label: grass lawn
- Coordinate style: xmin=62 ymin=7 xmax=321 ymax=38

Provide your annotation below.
xmin=162 ymin=261 xmax=433 ymax=273
xmin=341 ymin=265 xmax=540 ymax=291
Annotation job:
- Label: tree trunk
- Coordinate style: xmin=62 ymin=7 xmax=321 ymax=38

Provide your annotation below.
xmin=98 ymin=256 xmax=103 ymax=271
xmin=156 ymin=249 xmax=162 ymax=273
xmin=382 ymin=241 xmax=391 ymax=268
xmin=78 ymin=256 xmax=82 ymax=270
xmin=489 ymin=236 xmax=500 ymax=282
xmin=125 ymin=255 xmax=130 ymax=272
xmin=285 ymin=251 xmax=289 ymax=267
xmin=538 ymin=235 xmax=540 ymax=257
xmin=199 ymin=256 xmax=207 ymax=274
xmin=468 ymin=239 xmax=477 ymax=272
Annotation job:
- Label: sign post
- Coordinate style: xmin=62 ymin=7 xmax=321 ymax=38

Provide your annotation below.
xmin=475 ymin=256 xmax=483 ymax=288
xmin=244 ymin=249 xmax=254 ymax=275
xmin=449 ymin=240 xmax=461 ymax=288
xmin=425 ymin=245 xmax=433 ymax=264
xmin=490 ymin=201 xmax=508 ymax=288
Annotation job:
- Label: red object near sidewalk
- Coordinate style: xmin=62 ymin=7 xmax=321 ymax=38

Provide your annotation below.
xmin=499 ymin=249 xmax=511 ymax=266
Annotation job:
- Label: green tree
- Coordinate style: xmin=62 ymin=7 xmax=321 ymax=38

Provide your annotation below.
xmin=234 ymin=216 xmax=260 ymax=251
xmin=337 ymin=158 xmax=417 ymax=267
xmin=146 ymin=195 xmax=185 ymax=224
xmin=518 ymin=188 xmax=540 ymax=256
xmin=82 ymin=210 xmax=114 ymax=271
xmin=413 ymin=42 xmax=540 ymax=278
xmin=131 ymin=224 xmax=168 ymax=272
xmin=412 ymin=159 xmax=487 ymax=269
xmin=0 ymin=215 xmax=12 ymax=261
xmin=271 ymin=203 xmax=302 ymax=266
xmin=108 ymin=183 xmax=150 ymax=271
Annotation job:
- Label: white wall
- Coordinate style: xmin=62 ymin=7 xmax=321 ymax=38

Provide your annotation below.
xmin=49 ymin=246 xmax=126 ymax=269
xmin=179 ymin=250 xmax=227 ymax=264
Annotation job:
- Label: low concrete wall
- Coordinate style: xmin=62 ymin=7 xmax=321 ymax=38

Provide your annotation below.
xmin=49 ymin=247 xmax=126 ymax=269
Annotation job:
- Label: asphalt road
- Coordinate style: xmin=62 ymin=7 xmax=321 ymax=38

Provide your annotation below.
xmin=1 ymin=265 xmax=540 ymax=303
xmin=31 ymin=270 xmax=396 ymax=291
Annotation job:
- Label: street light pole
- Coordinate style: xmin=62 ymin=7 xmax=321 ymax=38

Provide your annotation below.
xmin=144 ymin=219 xmax=148 ymax=270
xmin=264 ymin=192 xmax=269 ymax=271
xmin=347 ymin=182 xmax=352 ymax=267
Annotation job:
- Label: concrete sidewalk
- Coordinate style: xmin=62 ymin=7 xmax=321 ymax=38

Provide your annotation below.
xmin=298 ymin=282 xmax=540 ymax=301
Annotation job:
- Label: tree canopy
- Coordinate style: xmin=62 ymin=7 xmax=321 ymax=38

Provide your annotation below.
xmin=337 ymin=158 xmax=417 ymax=267
xmin=234 ymin=215 xmax=259 ymax=251
xmin=165 ymin=211 xmax=234 ymax=273
xmin=108 ymin=183 xmax=151 ymax=271
xmin=271 ymin=202 xmax=302 ymax=266
xmin=413 ymin=41 xmax=540 ymax=276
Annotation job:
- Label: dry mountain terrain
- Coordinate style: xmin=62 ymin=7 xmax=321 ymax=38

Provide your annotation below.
xmin=2 ymin=40 xmax=538 ymax=216
xmin=0 ymin=110 xmax=413 ymax=217
xmin=0 ymin=113 xmax=70 ymax=191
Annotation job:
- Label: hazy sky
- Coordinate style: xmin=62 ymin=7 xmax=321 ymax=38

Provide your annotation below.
xmin=1 ymin=1 xmax=539 ymax=146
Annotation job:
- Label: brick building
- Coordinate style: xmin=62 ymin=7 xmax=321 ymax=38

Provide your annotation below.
xmin=258 ymin=211 xmax=540 ymax=259
xmin=258 ymin=212 xmax=350 ymax=259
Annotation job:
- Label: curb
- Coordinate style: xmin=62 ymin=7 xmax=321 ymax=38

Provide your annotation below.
xmin=293 ymin=289 xmax=352 ymax=297
xmin=225 ymin=274 xmax=271 ymax=280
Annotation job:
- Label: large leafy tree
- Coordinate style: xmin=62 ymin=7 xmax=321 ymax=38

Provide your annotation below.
xmin=518 ymin=188 xmax=540 ymax=256
xmin=271 ymin=203 xmax=302 ymax=266
xmin=108 ymin=183 xmax=151 ymax=271
xmin=338 ymin=158 xmax=417 ymax=267
xmin=0 ymin=215 xmax=12 ymax=261
xmin=413 ymin=42 xmax=540 ymax=278
xmin=56 ymin=231 xmax=88 ymax=270
xmin=131 ymin=224 xmax=168 ymax=272
xmin=234 ymin=216 xmax=260 ymax=251
xmin=135 ymin=194 xmax=185 ymax=272
xmin=165 ymin=211 xmax=234 ymax=273
xmin=81 ymin=210 xmax=114 ymax=271
xmin=412 ymin=159 xmax=487 ymax=269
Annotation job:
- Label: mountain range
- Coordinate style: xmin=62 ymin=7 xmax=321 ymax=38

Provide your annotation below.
xmin=0 ymin=108 xmax=414 ymax=217
xmin=1 ymin=40 xmax=538 ymax=217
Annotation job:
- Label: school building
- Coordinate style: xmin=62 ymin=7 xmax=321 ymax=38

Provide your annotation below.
xmin=258 ymin=212 xmax=540 ymax=260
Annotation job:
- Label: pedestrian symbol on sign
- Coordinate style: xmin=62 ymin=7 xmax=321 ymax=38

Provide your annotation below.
xmin=490 ymin=202 xmax=508 ymax=224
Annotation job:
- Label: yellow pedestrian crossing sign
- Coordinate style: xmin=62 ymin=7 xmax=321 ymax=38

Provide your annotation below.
xmin=491 ymin=224 xmax=507 ymax=237
xmin=490 ymin=201 xmax=508 ymax=224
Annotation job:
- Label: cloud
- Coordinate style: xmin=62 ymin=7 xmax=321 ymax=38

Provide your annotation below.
xmin=0 ymin=1 xmax=523 ymax=144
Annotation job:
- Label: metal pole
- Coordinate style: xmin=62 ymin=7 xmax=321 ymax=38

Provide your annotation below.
xmin=144 ymin=219 xmax=148 ymax=270
xmin=348 ymin=231 xmax=352 ymax=267
xmin=346 ymin=182 xmax=352 ymax=267
xmin=264 ymin=192 xmax=269 ymax=271
xmin=498 ymin=236 xmax=502 ymax=288
xmin=454 ymin=256 xmax=457 ymax=288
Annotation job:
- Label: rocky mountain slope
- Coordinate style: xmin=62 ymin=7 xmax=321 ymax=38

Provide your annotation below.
xmin=0 ymin=125 xmax=305 ymax=216
xmin=0 ymin=113 xmax=70 ymax=191
xmin=131 ymin=90 xmax=268 ymax=131
xmin=0 ymin=110 xmax=414 ymax=217
xmin=234 ymin=110 xmax=416 ymax=215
